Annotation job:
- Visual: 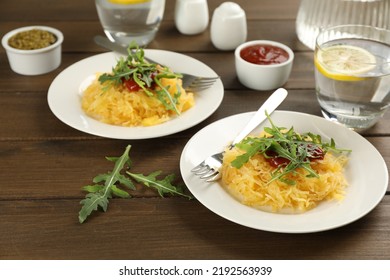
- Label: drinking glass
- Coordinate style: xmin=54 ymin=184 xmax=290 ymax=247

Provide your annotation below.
xmin=296 ymin=0 xmax=390 ymax=50
xmin=314 ymin=25 xmax=390 ymax=132
xmin=95 ymin=0 xmax=165 ymax=47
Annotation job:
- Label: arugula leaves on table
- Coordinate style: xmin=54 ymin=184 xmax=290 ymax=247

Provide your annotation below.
xmin=128 ymin=171 xmax=192 ymax=199
xmin=78 ymin=145 xmax=192 ymax=223
xmin=98 ymin=42 xmax=183 ymax=115
xmin=230 ymin=112 xmax=351 ymax=185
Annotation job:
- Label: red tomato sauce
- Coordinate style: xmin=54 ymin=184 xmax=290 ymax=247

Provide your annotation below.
xmin=121 ymin=71 xmax=157 ymax=92
xmin=240 ymin=44 xmax=289 ymax=65
xmin=122 ymin=78 xmax=142 ymax=91
xmin=265 ymin=145 xmax=325 ymax=168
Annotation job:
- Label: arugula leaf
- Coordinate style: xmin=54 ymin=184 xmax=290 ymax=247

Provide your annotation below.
xmin=231 ymin=139 xmax=271 ymax=169
xmin=78 ymin=145 xmax=134 ymax=223
xmin=97 ymin=43 xmax=183 ymax=114
xmin=128 ymin=171 xmax=192 ymax=199
xmin=78 ymin=145 xmax=193 ymax=223
xmin=230 ymin=112 xmax=351 ymax=185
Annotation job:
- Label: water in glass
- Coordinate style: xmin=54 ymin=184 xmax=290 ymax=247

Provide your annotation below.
xmin=315 ymin=30 xmax=390 ymax=131
xmin=95 ymin=0 xmax=165 ymax=47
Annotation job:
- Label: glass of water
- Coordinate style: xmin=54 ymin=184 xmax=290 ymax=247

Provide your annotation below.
xmin=296 ymin=0 xmax=390 ymax=50
xmin=95 ymin=0 xmax=165 ymax=47
xmin=314 ymin=25 xmax=390 ymax=132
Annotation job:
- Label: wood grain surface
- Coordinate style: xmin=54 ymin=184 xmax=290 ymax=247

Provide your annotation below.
xmin=0 ymin=0 xmax=389 ymax=260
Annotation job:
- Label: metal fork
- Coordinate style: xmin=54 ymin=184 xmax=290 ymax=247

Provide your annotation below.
xmin=94 ymin=35 xmax=220 ymax=92
xmin=191 ymin=88 xmax=288 ymax=182
xmin=181 ymin=75 xmax=219 ymax=92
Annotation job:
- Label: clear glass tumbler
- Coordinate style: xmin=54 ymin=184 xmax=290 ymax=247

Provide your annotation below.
xmin=314 ymin=25 xmax=390 ymax=132
xmin=296 ymin=0 xmax=390 ymax=50
xmin=95 ymin=0 xmax=165 ymax=47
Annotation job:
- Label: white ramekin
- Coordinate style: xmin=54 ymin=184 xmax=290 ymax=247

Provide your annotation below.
xmin=2 ymin=26 xmax=64 ymax=75
xmin=235 ymin=40 xmax=294 ymax=91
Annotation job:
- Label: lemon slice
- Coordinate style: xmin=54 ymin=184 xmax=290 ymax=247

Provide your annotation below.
xmin=315 ymin=45 xmax=376 ymax=81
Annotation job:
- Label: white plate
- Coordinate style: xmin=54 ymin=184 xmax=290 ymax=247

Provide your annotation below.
xmin=180 ymin=110 xmax=388 ymax=233
xmin=47 ymin=51 xmax=223 ymax=139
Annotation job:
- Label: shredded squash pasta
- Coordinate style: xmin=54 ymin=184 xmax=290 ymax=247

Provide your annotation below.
xmin=81 ymin=74 xmax=194 ymax=127
xmin=221 ymin=138 xmax=349 ymax=213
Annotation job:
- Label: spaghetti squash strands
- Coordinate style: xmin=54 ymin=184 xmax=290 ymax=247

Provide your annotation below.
xmin=221 ymin=138 xmax=349 ymax=213
xmin=81 ymin=74 xmax=194 ymax=127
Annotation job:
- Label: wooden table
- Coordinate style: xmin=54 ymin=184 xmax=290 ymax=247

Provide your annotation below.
xmin=1 ymin=0 xmax=389 ymax=260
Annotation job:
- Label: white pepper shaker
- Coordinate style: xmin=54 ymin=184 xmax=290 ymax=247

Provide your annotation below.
xmin=211 ymin=2 xmax=247 ymax=50
xmin=174 ymin=0 xmax=209 ymax=35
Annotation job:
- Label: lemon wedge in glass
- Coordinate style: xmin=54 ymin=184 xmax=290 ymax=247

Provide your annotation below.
xmin=315 ymin=45 xmax=376 ymax=81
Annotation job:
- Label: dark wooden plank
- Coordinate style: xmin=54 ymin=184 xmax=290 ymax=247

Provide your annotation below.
xmin=1 ymin=83 xmax=390 ymax=142
xmin=0 ymin=131 xmax=389 ymax=200
xmin=0 ymin=0 xmax=301 ymax=22
xmin=1 ymin=0 xmax=389 ymax=262
xmin=0 ymin=50 xmax=313 ymax=97
xmin=0 ymin=19 xmax=308 ymax=57
xmin=1 ymin=88 xmax=318 ymax=139
xmin=0 ymin=197 xmax=389 ymax=260
xmin=0 ymin=51 xmax=334 ymax=93
xmin=0 ymin=0 xmax=98 ymax=22
xmin=0 ymin=138 xmax=188 ymax=199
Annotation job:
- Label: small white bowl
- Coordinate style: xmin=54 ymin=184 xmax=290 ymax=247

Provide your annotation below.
xmin=235 ymin=40 xmax=294 ymax=90
xmin=2 ymin=26 xmax=63 ymax=75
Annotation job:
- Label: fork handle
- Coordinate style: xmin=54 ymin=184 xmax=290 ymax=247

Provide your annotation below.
xmin=231 ymin=88 xmax=288 ymax=146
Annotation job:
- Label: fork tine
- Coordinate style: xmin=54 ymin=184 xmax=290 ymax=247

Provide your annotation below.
xmin=195 ymin=166 xmax=213 ymax=175
xmin=206 ymin=172 xmax=221 ymax=182
xmin=191 ymin=80 xmax=217 ymax=86
xmin=187 ymin=86 xmax=213 ymax=92
xmin=187 ymin=81 xmax=218 ymax=91
xmin=200 ymin=169 xmax=219 ymax=179
xmin=191 ymin=162 xmax=205 ymax=172
xmin=195 ymin=77 xmax=219 ymax=82
xmin=191 ymin=77 xmax=218 ymax=84
xmin=184 ymin=76 xmax=219 ymax=91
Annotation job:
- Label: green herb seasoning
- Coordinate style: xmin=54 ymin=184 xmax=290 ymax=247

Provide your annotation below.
xmin=8 ymin=29 xmax=57 ymax=50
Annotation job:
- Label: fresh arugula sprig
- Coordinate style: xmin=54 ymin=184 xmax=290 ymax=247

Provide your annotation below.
xmin=231 ymin=112 xmax=351 ymax=185
xmin=78 ymin=145 xmax=192 ymax=223
xmin=98 ymin=43 xmax=183 ymax=115
xmin=128 ymin=171 xmax=191 ymax=198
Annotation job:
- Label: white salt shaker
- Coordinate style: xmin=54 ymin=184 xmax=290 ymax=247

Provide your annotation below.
xmin=211 ymin=2 xmax=247 ymax=50
xmin=174 ymin=0 xmax=209 ymax=35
